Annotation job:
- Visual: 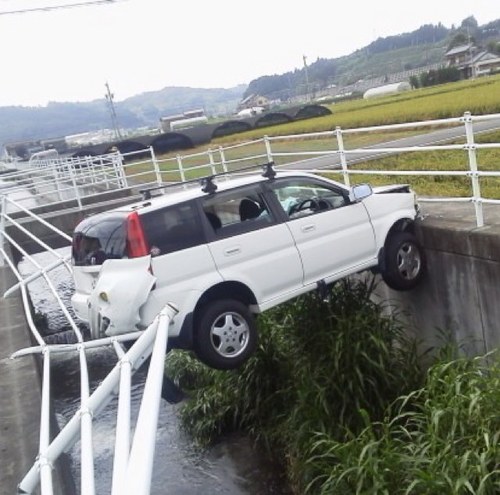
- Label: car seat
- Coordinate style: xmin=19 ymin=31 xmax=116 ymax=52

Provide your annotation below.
xmin=239 ymin=199 xmax=261 ymax=221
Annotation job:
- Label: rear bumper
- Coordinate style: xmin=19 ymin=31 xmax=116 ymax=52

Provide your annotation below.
xmin=71 ymin=292 xmax=90 ymax=323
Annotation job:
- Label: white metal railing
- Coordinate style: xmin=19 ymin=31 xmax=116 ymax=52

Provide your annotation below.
xmin=2 ymin=111 xmax=499 ymax=226
xmin=14 ymin=306 xmax=177 ymax=495
xmin=1 ymin=110 xmax=499 ymax=493
xmin=0 ymin=194 xmax=179 ymax=494
xmin=154 ymin=111 xmax=500 ymax=227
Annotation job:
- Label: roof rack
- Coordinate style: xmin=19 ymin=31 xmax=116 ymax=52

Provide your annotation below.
xmin=139 ymin=161 xmax=276 ymax=200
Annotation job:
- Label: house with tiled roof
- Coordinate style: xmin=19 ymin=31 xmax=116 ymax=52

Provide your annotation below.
xmin=445 ymin=43 xmax=500 ymax=78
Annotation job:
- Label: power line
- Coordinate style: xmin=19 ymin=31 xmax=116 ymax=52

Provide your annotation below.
xmin=0 ymin=0 xmax=123 ymax=16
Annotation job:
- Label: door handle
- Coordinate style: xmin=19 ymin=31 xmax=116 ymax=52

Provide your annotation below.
xmin=301 ymin=224 xmax=315 ymax=233
xmin=224 ymin=247 xmax=241 ymax=256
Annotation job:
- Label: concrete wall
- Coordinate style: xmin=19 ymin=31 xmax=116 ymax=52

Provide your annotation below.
xmin=376 ymin=216 xmax=500 ymax=357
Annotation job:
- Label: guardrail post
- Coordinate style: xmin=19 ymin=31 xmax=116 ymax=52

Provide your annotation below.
xmin=99 ymin=155 xmax=110 ymax=190
xmin=68 ymin=163 xmax=83 ymax=210
xmin=218 ymin=146 xmax=228 ymax=174
xmin=264 ymin=135 xmax=273 ymax=163
xmin=208 ymin=149 xmax=217 ymax=175
xmin=114 ymin=152 xmax=128 ymax=188
xmin=464 ymin=111 xmax=484 ymax=227
xmin=176 ymin=154 xmax=186 ymax=183
xmin=149 ymin=147 xmax=162 ymax=186
xmin=335 ymin=126 xmax=350 ymax=187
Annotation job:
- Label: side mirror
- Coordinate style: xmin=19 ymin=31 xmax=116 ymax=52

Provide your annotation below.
xmin=351 ymin=183 xmax=373 ymax=202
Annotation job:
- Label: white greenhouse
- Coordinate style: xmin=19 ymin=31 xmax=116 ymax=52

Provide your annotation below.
xmin=363 ymin=82 xmax=412 ymax=99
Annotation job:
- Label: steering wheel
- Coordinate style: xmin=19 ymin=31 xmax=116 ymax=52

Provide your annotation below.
xmin=289 ymin=198 xmax=319 ymax=216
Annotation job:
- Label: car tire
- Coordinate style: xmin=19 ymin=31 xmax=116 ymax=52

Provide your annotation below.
xmin=194 ymin=299 xmax=258 ymax=370
xmin=381 ymin=231 xmax=425 ymax=291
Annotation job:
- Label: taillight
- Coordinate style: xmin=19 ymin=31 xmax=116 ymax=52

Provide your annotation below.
xmin=71 ymin=233 xmax=81 ymax=264
xmin=126 ymin=211 xmax=149 ymax=258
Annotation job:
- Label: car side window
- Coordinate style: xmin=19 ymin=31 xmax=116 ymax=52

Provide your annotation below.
xmin=270 ymin=179 xmax=349 ymax=219
xmin=202 ymin=186 xmax=273 ymax=237
xmin=140 ymin=201 xmax=204 ymax=256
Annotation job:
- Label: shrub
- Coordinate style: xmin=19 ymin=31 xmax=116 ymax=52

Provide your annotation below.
xmin=307 ymin=353 xmax=500 ymax=494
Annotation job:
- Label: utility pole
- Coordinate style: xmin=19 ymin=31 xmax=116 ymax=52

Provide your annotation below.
xmin=105 ymin=81 xmax=122 ymax=140
xmin=466 ymin=27 xmax=475 ymax=79
xmin=303 ymin=55 xmax=310 ymax=101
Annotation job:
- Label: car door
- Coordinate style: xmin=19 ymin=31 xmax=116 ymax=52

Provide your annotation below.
xmin=202 ymin=184 xmax=303 ymax=305
xmin=268 ymin=177 xmax=377 ymax=287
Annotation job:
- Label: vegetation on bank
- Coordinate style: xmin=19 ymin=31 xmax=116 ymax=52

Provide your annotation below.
xmin=165 ymin=279 xmax=500 ymax=494
xmin=215 ymin=74 xmax=500 ymax=143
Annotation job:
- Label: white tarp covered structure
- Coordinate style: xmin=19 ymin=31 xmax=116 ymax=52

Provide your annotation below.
xmin=363 ymin=82 xmax=411 ymax=99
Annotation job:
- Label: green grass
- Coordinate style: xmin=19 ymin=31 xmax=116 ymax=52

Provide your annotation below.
xmin=336 ymin=130 xmax=500 ymax=198
xmin=307 ymin=353 xmax=500 ymax=494
xmin=212 ymin=74 xmax=500 ymax=143
xmin=166 ymin=280 xmax=500 ymax=494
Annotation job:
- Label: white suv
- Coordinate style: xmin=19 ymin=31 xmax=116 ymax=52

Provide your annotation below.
xmin=71 ymin=165 xmax=425 ymax=370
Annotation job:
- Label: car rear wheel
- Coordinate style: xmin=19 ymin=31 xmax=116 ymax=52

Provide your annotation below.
xmin=194 ymin=299 xmax=258 ymax=370
xmin=382 ymin=231 xmax=425 ymax=291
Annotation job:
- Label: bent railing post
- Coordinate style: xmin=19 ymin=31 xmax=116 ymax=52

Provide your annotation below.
xmin=122 ymin=304 xmax=178 ymax=495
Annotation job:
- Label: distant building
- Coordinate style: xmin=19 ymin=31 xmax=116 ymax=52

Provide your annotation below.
xmin=445 ymin=44 xmax=500 ymax=78
xmin=237 ymin=94 xmax=270 ymax=112
xmin=159 ymin=109 xmax=207 ymax=133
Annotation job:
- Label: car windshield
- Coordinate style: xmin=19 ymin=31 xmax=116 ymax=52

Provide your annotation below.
xmin=72 ymin=213 xmax=127 ymax=266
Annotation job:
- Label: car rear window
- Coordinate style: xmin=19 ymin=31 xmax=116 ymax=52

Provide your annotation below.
xmin=72 ymin=212 xmax=128 ymax=266
xmin=140 ymin=201 xmax=204 ymax=256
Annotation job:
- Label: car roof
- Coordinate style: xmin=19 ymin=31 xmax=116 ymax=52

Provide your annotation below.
xmin=117 ymin=170 xmax=347 ymax=214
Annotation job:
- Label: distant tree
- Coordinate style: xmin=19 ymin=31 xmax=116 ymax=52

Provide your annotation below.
xmin=461 ymin=16 xmax=478 ymax=31
xmin=419 ymin=67 xmax=460 ymax=87
xmin=487 ymin=40 xmax=500 ymax=55
xmin=409 ymin=75 xmax=420 ymax=89
xmin=447 ymin=32 xmax=471 ymax=50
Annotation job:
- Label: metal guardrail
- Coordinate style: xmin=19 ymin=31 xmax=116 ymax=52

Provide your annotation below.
xmin=155 ymin=111 xmax=500 ymax=228
xmin=0 ymin=195 xmax=178 ymax=494
xmin=0 ymin=110 xmax=499 ymax=493
xmin=2 ymin=111 xmax=499 ymax=226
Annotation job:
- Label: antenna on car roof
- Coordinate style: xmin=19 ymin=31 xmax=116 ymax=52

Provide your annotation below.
xmin=141 ymin=190 xmax=152 ymax=200
xmin=200 ymin=176 xmax=217 ymax=194
xmin=262 ymin=161 xmax=276 ymax=179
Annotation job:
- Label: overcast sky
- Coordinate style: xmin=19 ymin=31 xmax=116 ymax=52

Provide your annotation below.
xmin=0 ymin=0 xmax=497 ymax=107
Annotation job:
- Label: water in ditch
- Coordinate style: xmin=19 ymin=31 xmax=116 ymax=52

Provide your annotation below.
xmin=18 ymin=248 xmax=288 ymax=494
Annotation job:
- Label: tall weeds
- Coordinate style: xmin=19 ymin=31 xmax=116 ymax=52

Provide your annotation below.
xmin=166 ymin=278 xmax=499 ymax=494
xmin=308 ymin=354 xmax=500 ymax=494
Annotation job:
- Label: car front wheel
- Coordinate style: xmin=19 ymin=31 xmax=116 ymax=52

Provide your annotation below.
xmin=381 ymin=231 xmax=425 ymax=291
xmin=194 ymin=299 xmax=258 ymax=370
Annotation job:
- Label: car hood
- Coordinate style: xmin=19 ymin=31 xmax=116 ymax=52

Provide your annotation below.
xmin=372 ymin=184 xmax=411 ymax=194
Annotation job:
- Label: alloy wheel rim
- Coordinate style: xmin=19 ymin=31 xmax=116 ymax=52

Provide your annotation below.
xmin=396 ymin=241 xmax=421 ymax=280
xmin=210 ymin=311 xmax=249 ymax=358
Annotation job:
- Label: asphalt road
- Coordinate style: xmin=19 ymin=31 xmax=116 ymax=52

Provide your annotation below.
xmin=284 ymin=117 xmax=500 ymax=170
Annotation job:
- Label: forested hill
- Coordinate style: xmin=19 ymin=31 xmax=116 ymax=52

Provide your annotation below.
xmin=244 ymin=16 xmax=500 ymax=99
xmin=0 ymin=85 xmax=246 ymax=147
xmin=1 ymin=16 xmax=499 ymax=149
